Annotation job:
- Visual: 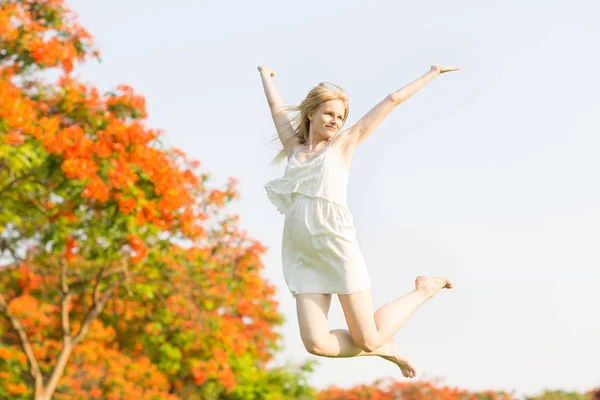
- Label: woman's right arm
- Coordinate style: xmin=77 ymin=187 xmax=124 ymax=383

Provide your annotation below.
xmin=258 ymin=65 xmax=296 ymax=155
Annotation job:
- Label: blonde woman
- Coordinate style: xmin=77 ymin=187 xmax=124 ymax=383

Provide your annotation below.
xmin=260 ymin=64 xmax=459 ymax=378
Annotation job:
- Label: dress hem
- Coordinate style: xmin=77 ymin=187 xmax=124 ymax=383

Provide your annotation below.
xmin=289 ymin=285 xmax=372 ymax=299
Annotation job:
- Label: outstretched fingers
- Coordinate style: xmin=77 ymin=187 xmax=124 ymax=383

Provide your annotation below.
xmin=257 ymin=64 xmax=276 ymax=76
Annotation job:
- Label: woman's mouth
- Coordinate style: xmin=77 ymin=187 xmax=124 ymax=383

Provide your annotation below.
xmin=326 ymin=125 xmax=336 ymax=131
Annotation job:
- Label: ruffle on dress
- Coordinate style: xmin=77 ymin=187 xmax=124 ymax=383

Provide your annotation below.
xmin=264 ymin=141 xmax=349 ymax=215
xmin=264 ymin=174 xmax=321 ymax=215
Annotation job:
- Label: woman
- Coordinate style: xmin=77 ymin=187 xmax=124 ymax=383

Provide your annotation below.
xmin=260 ymin=64 xmax=459 ymax=378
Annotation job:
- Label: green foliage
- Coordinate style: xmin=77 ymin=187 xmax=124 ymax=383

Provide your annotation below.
xmin=526 ymin=389 xmax=597 ymax=400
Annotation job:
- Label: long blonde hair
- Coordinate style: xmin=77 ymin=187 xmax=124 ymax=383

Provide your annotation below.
xmin=269 ymin=82 xmax=349 ymax=166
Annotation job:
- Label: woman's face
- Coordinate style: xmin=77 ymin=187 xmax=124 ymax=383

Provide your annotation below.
xmin=309 ymin=100 xmax=346 ymax=140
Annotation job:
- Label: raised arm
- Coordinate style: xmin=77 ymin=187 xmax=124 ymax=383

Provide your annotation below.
xmin=258 ymin=65 xmax=296 ymax=156
xmin=346 ymin=65 xmax=460 ymax=147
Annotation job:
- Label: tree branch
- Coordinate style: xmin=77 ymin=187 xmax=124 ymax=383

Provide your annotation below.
xmin=121 ymin=261 xmax=133 ymax=297
xmin=73 ymin=280 xmax=120 ymax=345
xmin=0 ymin=168 xmax=40 ymax=196
xmin=68 ymin=267 xmax=118 ymax=291
xmin=92 ymin=266 xmax=107 ymax=305
xmin=45 ymin=265 xmax=133 ymax=399
xmin=0 ymin=238 xmax=24 ymax=264
xmin=0 ymin=293 xmax=44 ymax=393
xmin=60 ymin=261 xmax=72 ymax=337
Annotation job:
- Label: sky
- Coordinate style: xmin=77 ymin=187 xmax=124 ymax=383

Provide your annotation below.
xmin=67 ymin=0 xmax=600 ymax=396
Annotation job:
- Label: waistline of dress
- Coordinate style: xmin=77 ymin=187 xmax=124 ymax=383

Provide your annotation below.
xmin=290 ymin=192 xmax=349 ymax=211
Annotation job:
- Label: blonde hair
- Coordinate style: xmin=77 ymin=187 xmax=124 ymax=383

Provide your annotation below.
xmin=269 ymin=82 xmax=349 ymax=166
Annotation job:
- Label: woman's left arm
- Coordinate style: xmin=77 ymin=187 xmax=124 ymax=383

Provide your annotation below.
xmin=347 ymin=65 xmax=459 ymax=146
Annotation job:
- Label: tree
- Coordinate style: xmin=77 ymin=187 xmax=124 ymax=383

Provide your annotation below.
xmin=526 ymin=389 xmax=599 ymax=400
xmin=316 ymin=378 xmax=517 ymax=400
xmin=0 ymin=1 xmax=314 ymax=399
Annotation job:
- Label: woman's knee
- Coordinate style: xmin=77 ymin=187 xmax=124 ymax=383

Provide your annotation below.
xmin=296 ymin=293 xmax=333 ymax=356
xmin=353 ymin=334 xmax=383 ymax=353
xmin=301 ymin=335 xmax=332 ymax=356
xmin=338 ymin=290 xmax=382 ymax=352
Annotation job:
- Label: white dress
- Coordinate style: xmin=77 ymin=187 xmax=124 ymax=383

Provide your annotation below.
xmin=264 ymin=131 xmax=371 ymax=299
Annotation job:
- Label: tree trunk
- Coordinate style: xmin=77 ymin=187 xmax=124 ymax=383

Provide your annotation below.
xmin=34 ymin=338 xmax=74 ymax=400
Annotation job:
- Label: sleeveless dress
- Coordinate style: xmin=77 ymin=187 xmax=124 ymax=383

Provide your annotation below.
xmin=264 ymin=131 xmax=371 ymax=299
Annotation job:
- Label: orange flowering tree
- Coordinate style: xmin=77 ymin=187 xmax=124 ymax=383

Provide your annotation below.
xmin=0 ymin=1 xmax=314 ymax=399
xmin=316 ymin=379 xmax=600 ymax=400
xmin=317 ymin=378 xmax=518 ymax=400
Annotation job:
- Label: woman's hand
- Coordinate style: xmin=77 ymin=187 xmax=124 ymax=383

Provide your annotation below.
xmin=430 ymin=65 xmax=460 ymax=75
xmin=258 ymin=65 xmax=276 ymax=77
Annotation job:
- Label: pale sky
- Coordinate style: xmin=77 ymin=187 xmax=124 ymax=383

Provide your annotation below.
xmin=69 ymin=0 xmax=600 ymax=396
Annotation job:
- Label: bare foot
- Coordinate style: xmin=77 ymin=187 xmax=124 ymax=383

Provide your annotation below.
xmin=415 ymin=276 xmax=453 ymax=298
xmin=380 ymin=339 xmax=417 ymax=379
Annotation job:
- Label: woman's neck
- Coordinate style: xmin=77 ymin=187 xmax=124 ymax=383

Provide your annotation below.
xmin=305 ymin=132 xmax=330 ymax=152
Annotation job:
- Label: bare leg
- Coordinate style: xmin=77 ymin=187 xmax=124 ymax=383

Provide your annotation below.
xmin=296 ymin=293 xmax=416 ymax=378
xmin=374 ymin=276 xmax=452 ymax=340
xmin=325 ymin=330 xmax=417 ymax=378
xmin=338 ymin=277 xmax=453 ymax=353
